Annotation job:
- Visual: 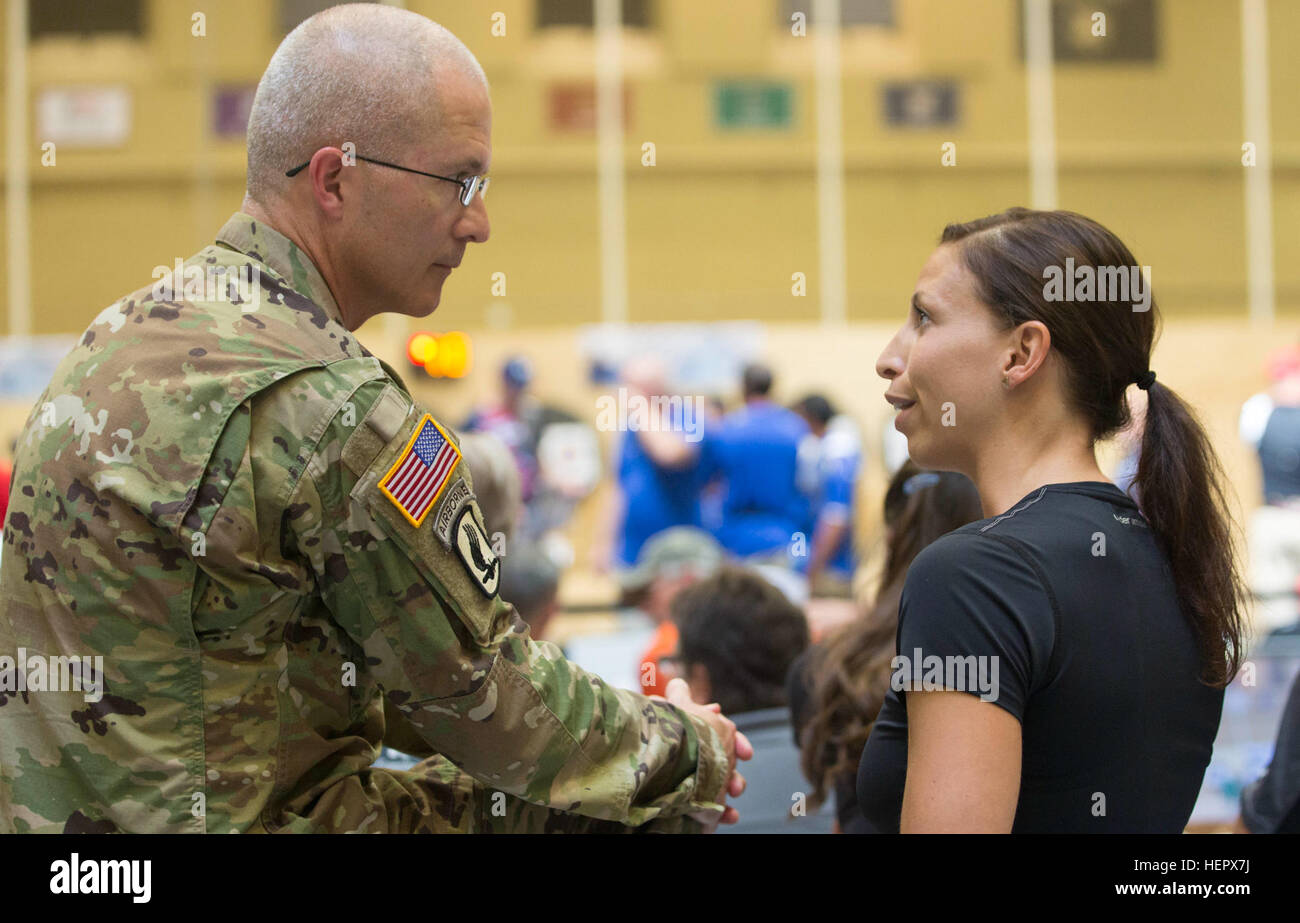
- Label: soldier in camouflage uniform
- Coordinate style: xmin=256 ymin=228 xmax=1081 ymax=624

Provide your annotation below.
xmin=0 ymin=5 xmax=747 ymax=833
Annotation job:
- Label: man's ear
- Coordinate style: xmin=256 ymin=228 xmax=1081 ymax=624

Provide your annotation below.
xmin=306 ymin=147 xmax=351 ymax=219
xmin=1002 ymin=320 xmax=1051 ymax=389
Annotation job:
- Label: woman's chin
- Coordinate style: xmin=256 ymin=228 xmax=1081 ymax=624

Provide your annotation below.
xmin=903 ymin=433 xmax=943 ymax=470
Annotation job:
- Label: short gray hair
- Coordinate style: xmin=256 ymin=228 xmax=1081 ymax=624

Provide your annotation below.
xmin=245 ymin=3 xmax=487 ymax=204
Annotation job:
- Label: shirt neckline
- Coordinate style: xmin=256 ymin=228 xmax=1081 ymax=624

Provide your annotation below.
xmin=1004 ymin=480 xmax=1138 ymax=515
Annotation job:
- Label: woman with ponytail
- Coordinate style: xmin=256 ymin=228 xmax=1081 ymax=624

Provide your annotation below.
xmin=860 ymin=207 xmax=1247 ymax=832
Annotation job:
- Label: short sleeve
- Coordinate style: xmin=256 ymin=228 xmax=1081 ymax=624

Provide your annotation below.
xmin=895 ymin=533 xmax=1056 ymax=722
xmin=1239 ymin=393 xmax=1273 ymax=448
xmin=820 ymin=456 xmax=856 ymax=517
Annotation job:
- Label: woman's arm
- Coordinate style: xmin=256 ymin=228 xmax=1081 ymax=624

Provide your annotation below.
xmin=901 ymin=690 xmax=1022 ymax=833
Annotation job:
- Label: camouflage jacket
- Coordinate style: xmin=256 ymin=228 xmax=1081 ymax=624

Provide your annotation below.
xmin=0 ymin=212 xmax=729 ymax=833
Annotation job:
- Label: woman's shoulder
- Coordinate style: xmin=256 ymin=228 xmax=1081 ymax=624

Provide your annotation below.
xmin=903 ymin=526 xmax=1056 ymax=634
xmin=908 ymin=521 xmax=1037 ymax=580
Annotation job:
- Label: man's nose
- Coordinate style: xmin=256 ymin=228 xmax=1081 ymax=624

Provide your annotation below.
xmin=458 ymin=196 xmax=489 ymax=244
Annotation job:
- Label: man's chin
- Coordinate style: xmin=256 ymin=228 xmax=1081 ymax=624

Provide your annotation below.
xmin=404 ymin=292 xmax=443 ymax=318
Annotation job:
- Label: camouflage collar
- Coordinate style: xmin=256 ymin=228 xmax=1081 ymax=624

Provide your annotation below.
xmin=215 ymin=212 xmax=347 ymax=329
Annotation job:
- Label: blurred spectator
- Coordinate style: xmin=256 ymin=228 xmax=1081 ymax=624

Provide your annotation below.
xmin=457 ymin=432 xmax=522 ymax=546
xmin=463 ymin=356 xmax=544 ymax=503
xmin=672 ymin=567 xmax=831 ymax=834
xmin=621 ymin=527 xmax=723 ymax=698
xmin=709 ymin=363 xmax=809 ymax=561
xmin=1236 ymin=668 xmax=1300 ymax=833
xmin=603 ymin=356 xmax=710 ymax=569
xmin=1240 ymin=345 xmax=1300 ymax=633
xmin=699 ymin=395 xmax=728 ymax=534
xmin=793 ymin=394 xmax=863 ymax=597
xmin=881 ymin=418 xmax=910 ymax=476
xmin=498 ymin=544 xmax=561 ymax=640
xmin=787 ymin=462 xmax=982 ymax=833
xmin=522 ymin=406 xmax=597 ymax=545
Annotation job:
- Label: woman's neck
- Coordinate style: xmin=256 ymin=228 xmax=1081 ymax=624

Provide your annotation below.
xmin=966 ymin=427 xmax=1109 ymax=518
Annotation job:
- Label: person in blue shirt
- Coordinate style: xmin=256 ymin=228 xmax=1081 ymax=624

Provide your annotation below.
xmin=710 ymin=363 xmax=810 ymax=560
xmin=606 ymin=356 xmax=711 ymax=568
xmin=793 ymin=394 xmax=862 ymax=596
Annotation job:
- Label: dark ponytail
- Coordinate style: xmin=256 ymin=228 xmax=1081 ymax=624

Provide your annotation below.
xmin=941 ymin=207 xmax=1245 ymax=687
xmin=1134 ymin=381 xmax=1247 ymax=685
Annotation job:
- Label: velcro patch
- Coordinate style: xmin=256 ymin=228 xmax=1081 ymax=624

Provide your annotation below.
xmin=364 ymin=386 xmax=412 ymax=443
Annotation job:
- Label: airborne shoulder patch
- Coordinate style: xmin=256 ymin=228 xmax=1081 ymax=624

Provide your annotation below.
xmin=454 ymin=505 xmax=500 ymax=598
xmin=378 ymin=413 xmax=461 ymax=527
xmin=433 ymin=477 xmax=474 ymax=548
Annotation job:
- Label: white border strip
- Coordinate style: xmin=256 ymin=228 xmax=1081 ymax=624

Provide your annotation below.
xmin=6 ymin=0 xmax=30 ymax=337
xmin=1241 ymin=0 xmax=1274 ymax=325
xmin=1024 ymin=0 xmax=1058 ymax=210
xmin=813 ymin=0 xmax=846 ymax=326
xmin=595 ymin=0 xmax=628 ymax=325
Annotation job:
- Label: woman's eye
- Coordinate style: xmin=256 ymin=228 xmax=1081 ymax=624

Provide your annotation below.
xmin=913 ymin=306 xmax=930 ymax=326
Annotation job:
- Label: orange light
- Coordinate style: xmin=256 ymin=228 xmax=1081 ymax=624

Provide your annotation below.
xmin=406 ymin=332 xmax=436 ymax=367
xmin=405 ymin=328 xmax=436 ymax=364
xmin=431 ymin=331 xmax=471 ymax=379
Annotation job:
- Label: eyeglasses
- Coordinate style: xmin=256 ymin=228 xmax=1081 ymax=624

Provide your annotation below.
xmin=285 ymin=154 xmax=489 ymax=206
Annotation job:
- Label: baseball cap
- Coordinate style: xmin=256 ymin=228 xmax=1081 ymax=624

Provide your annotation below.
xmin=619 ymin=527 xmax=724 ymax=595
xmin=503 ymin=356 xmax=532 ymax=388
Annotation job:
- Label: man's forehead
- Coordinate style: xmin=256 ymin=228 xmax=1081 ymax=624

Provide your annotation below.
xmin=427 ymin=82 xmax=492 ymax=170
xmin=435 ymin=137 xmax=490 ymax=173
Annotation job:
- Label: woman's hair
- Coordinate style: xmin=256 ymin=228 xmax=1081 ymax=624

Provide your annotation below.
xmin=940 ymin=207 xmax=1246 ymax=686
xmin=798 ymin=462 xmax=982 ymax=809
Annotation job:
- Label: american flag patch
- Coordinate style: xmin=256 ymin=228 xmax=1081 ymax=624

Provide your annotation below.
xmin=379 ymin=414 xmax=461 ymax=527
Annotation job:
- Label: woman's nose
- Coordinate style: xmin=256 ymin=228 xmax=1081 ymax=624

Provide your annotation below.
xmin=876 ymin=331 xmax=906 ymax=381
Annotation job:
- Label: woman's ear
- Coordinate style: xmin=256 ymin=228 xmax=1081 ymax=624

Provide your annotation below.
xmin=1001 ymin=320 xmax=1051 ymax=389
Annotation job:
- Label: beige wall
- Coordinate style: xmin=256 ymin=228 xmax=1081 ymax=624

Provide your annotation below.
xmin=0 ymin=0 xmax=1297 ymax=334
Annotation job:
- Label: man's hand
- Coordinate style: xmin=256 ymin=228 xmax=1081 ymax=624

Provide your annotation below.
xmin=661 ymin=677 xmax=753 ymax=824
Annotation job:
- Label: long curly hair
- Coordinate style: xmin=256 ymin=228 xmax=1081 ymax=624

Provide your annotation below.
xmin=797 ymin=462 xmax=982 ymax=811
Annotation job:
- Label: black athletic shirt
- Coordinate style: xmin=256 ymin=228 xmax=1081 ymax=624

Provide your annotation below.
xmin=856 ymin=481 xmax=1225 ymax=833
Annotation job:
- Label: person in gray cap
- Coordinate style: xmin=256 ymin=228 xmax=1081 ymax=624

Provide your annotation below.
xmin=621 ymin=527 xmax=725 ymax=699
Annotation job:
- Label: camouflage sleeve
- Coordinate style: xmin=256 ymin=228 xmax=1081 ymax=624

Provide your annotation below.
xmin=289 ymin=374 xmax=730 ymax=829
